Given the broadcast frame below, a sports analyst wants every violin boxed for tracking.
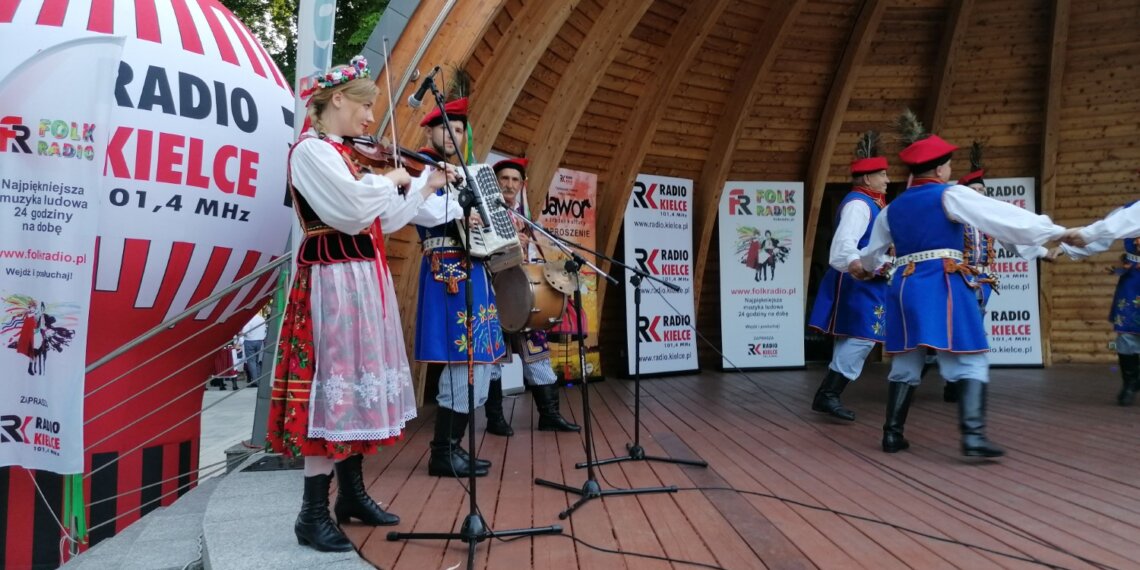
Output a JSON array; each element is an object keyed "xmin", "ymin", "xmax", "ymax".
[{"xmin": 343, "ymin": 135, "xmax": 441, "ymax": 177}]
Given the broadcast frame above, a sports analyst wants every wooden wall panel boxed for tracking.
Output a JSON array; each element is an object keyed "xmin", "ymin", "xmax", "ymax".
[
  {"xmin": 377, "ymin": 0, "xmax": 1140, "ymax": 380},
  {"xmin": 1050, "ymin": 0, "xmax": 1140, "ymax": 363}
]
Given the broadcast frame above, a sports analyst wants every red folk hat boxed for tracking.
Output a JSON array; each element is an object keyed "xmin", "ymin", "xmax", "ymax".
[
  {"xmin": 850, "ymin": 156, "xmax": 888, "ymax": 175},
  {"xmin": 957, "ymin": 169, "xmax": 985, "ymax": 186},
  {"xmin": 898, "ymin": 135, "xmax": 957, "ymax": 166},
  {"xmin": 493, "ymin": 157, "xmax": 528, "ymax": 177},
  {"xmin": 419, "ymin": 97, "xmax": 469, "ymax": 127}
]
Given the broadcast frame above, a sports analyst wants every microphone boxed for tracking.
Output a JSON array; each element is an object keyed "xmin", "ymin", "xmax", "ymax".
[{"xmin": 407, "ymin": 66, "xmax": 441, "ymax": 109}]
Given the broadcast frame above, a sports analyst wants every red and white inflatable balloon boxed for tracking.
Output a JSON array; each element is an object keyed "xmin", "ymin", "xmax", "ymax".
[{"xmin": 0, "ymin": 1, "xmax": 293, "ymax": 566}]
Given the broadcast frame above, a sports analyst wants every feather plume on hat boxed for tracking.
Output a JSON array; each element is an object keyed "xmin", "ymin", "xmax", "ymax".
[
  {"xmin": 895, "ymin": 108, "xmax": 957, "ymax": 168},
  {"xmin": 968, "ymin": 141, "xmax": 984, "ymax": 172},
  {"xmin": 856, "ymin": 130, "xmax": 880, "ymax": 160},
  {"xmin": 850, "ymin": 130, "xmax": 888, "ymax": 175},
  {"xmin": 893, "ymin": 108, "xmax": 928, "ymax": 148}
]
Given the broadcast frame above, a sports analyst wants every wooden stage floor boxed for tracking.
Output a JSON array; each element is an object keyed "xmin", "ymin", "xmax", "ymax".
[{"xmin": 347, "ymin": 364, "xmax": 1140, "ymax": 570}]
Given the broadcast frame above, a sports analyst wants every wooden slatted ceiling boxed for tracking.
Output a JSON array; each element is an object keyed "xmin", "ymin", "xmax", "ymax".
[
  {"xmin": 939, "ymin": 0, "xmax": 1048, "ymax": 180},
  {"xmin": 1049, "ymin": 0, "xmax": 1140, "ymax": 363},
  {"xmin": 493, "ymin": 0, "xmax": 603, "ymax": 158},
  {"xmin": 728, "ymin": 1, "xmax": 855, "ymax": 183},
  {"xmin": 825, "ymin": 4, "xmax": 944, "ymax": 181}
]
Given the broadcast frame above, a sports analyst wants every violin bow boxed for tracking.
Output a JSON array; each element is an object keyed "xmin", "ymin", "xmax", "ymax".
[{"xmin": 381, "ymin": 37, "xmax": 400, "ymax": 158}]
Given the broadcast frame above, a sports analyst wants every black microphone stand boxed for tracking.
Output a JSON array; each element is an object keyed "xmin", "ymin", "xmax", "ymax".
[
  {"xmin": 522, "ymin": 232, "xmax": 708, "ymax": 470},
  {"xmin": 386, "ymin": 78, "xmax": 561, "ymax": 570},
  {"xmin": 499, "ymin": 207, "xmax": 677, "ymax": 520},
  {"xmin": 581, "ymin": 268, "xmax": 709, "ymax": 470}
]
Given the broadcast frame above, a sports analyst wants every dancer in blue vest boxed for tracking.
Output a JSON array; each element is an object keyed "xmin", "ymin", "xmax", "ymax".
[
  {"xmin": 932, "ymin": 142, "xmax": 1052, "ymax": 403},
  {"xmin": 1060, "ymin": 200, "xmax": 1140, "ymax": 405},
  {"xmin": 410, "ymin": 97, "xmax": 505, "ymax": 478},
  {"xmin": 483, "ymin": 158, "xmax": 580, "ymax": 436},
  {"xmin": 807, "ymin": 131, "xmax": 891, "ymax": 421},
  {"xmin": 860, "ymin": 111, "xmax": 1066, "ymax": 457}
]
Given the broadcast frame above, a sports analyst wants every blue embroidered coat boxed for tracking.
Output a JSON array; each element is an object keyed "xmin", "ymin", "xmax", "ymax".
[
  {"xmin": 1111, "ymin": 200, "xmax": 1140, "ymax": 334},
  {"xmin": 884, "ymin": 183, "xmax": 989, "ymax": 353},
  {"xmin": 413, "ymin": 216, "xmax": 506, "ymax": 364},
  {"xmin": 808, "ymin": 192, "xmax": 888, "ymax": 342}
]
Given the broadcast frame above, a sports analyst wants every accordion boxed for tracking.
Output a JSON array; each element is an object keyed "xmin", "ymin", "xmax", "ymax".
[{"xmin": 459, "ymin": 163, "xmax": 523, "ymax": 273}]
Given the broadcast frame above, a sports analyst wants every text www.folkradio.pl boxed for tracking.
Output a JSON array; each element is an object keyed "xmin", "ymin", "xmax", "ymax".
[{"xmin": 0, "ymin": 248, "xmax": 87, "ymax": 265}]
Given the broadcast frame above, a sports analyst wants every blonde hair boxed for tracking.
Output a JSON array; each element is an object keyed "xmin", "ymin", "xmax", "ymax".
[{"xmin": 307, "ymin": 75, "xmax": 379, "ymax": 136}]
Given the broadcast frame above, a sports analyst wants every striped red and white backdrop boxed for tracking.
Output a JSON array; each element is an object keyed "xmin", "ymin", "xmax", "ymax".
[{"xmin": 1, "ymin": 1, "xmax": 295, "ymax": 568}]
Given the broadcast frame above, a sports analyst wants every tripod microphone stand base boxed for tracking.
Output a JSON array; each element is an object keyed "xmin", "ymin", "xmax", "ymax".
[
  {"xmin": 577, "ymin": 442, "xmax": 709, "ymax": 469},
  {"xmin": 386, "ymin": 514, "xmax": 561, "ymax": 543},
  {"xmin": 534, "ymin": 476, "xmax": 677, "ymax": 520}
]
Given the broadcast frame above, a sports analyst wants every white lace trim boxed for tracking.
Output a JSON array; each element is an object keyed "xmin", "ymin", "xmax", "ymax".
[{"xmin": 307, "ymin": 409, "xmax": 419, "ymax": 442}]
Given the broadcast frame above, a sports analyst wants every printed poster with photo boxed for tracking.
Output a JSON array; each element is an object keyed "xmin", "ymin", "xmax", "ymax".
[{"xmin": 717, "ymin": 181, "xmax": 805, "ymax": 369}]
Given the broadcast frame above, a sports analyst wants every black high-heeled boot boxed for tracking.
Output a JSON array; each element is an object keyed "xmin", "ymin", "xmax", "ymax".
[
  {"xmin": 485, "ymin": 380, "xmax": 514, "ymax": 436},
  {"xmin": 333, "ymin": 455, "xmax": 399, "ymax": 526},
  {"xmin": 294, "ymin": 473, "xmax": 353, "ymax": 552},
  {"xmin": 532, "ymin": 385, "xmax": 580, "ymax": 432}
]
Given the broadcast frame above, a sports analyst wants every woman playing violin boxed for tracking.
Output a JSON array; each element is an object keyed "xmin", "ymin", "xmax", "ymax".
[{"xmin": 266, "ymin": 55, "xmax": 456, "ymax": 553}]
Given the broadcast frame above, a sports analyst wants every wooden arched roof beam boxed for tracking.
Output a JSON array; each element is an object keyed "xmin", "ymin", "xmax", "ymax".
[
  {"xmin": 469, "ymin": 0, "xmax": 584, "ymax": 160},
  {"xmin": 800, "ymin": 0, "xmax": 887, "ymax": 292},
  {"xmin": 925, "ymin": 0, "xmax": 975, "ymax": 132},
  {"xmin": 690, "ymin": 1, "xmax": 805, "ymax": 308},
  {"xmin": 523, "ymin": 0, "xmax": 657, "ymax": 215},
  {"xmin": 1039, "ymin": 0, "xmax": 1070, "ymax": 366},
  {"xmin": 593, "ymin": 0, "xmax": 733, "ymax": 306}
]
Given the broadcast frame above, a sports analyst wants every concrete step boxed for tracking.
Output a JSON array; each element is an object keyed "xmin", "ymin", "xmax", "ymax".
[
  {"xmin": 202, "ymin": 455, "xmax": 371, "ymax": 569},
  {"xmin": 62, "ymin": 477, "xmax": 222, "ymax": 570}
]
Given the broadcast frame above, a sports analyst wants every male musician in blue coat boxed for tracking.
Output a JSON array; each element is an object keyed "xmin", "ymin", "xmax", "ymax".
[
  {"xmin": 483, "ymin": 158, "xmax": 580, "ymax": 436},
  {"xmin": 1060, "ymin": 200, "xmax": 1140, "ymax": 405},
  {"xmin": 807, "ymin": 132, "xmax": 890, "ymax": 421},
  {"xmin": 411, "ymin": 97, "xmax": 503, "ymax": 478},
  {"xmin": 860, "ymin": 122, "xmax": 1066, "ymax": 458}
]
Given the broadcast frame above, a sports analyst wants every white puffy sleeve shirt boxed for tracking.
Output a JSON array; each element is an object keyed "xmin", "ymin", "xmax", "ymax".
[
  {"xmin": 1078, "ymin": 202, "xmax": 1140, "ymax": 244},
  {"xmin": 1062, "ymin": 205, "xmax": 1138, "ymax": 260},
  {"xmin": 289, "ymin": 135, "xmax": 426, "ymax": 235},
  {"xmin": 860, "ymin": 184, "xmax": 1065, "ymax": 270},
  {"xmin": 828, "ymin": 199, "xmax": 871, "ymax": 272}
]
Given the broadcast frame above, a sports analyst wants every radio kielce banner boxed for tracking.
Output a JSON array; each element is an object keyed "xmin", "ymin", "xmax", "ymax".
[
  {"xmin": 0, "ymin": 37, "xmax": 124, "ymax": 474},
  {"xmin": 622, "ymin": 174, "xmax": 698, "ymax": 375},
  {"xmin": 717, "ymin": 181, "xmax": 805, "ymax": 369},
  {"xmin": 981, "ymin": 177, "xmax": 1043, "ymax": 366},
  {"xmin": 539, "ymin": 168, "xmax": 602, "ymax": 380}
]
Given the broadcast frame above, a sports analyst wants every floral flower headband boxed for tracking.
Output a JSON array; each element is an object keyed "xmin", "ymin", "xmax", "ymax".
[{"xmin": 300, "ymin": 55, "xmax": 370, "ymax": 100}]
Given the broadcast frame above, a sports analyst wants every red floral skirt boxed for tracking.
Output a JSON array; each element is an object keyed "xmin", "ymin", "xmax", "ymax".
[{"xmin": 265, "ymin": 266, "xmax": 401, "ymax": 459}]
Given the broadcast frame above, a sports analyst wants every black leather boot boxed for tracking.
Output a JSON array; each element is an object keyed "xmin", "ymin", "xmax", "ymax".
[
  {"xmin": 485, "ymin": 380, "xmax": 514, "ymax": 436},
  {"xmin": 942, "ymin": 381, "xmax": 959, "ymax": 403},
  {"xmin": 958, "ymin": 379, "xmax": 1005, "ymax": 458},
  {"xmin": 427, "ymin": 408, "xmax": 489, "ymax": 478},
  {"xmin": 533, "ymin": 385, "xmax": 580, "ymax": 432},
  {"xmin": 453, "ymin": 444, "xmax": 491, "ymax": 470},
  {"xmin": 882, "ymin": 382, "xmax": 915, "ymax": 453},
  {"xmin": 811, "ymin": 370, "xmax": 856, "ymax": 421},
  {"xmin": 1116, "ymin": 354, "xmax": 1140, "ymax": 406},
  {"xmin": 333, "ymin": 455, "xmax": 399, "ymax": 526},
  {"xmin": 295, "ymin": 473, "xmax": 354, "ymax": 552}
]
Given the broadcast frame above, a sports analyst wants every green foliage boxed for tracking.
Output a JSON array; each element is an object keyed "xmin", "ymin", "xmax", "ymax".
[{"xmin": 219, "ymin": 0, "xmax": 390, "ymax": 87}]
